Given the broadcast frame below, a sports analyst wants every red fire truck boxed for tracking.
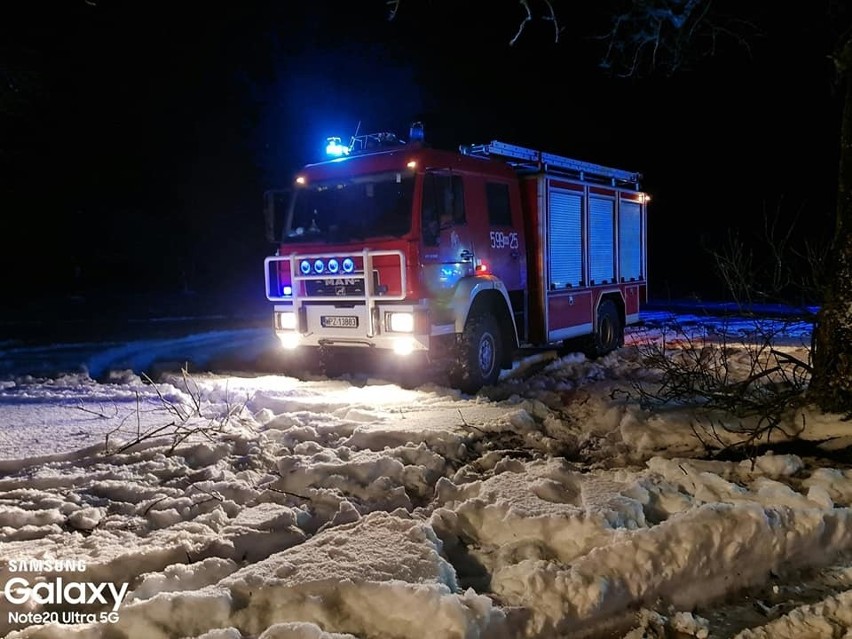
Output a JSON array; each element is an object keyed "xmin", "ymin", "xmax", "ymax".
[{"xmin": 264, "ymin": 124, "xmax": 648, "ymax": 392}]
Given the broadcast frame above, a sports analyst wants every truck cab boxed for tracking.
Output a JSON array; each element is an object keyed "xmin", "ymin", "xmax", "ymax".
[{"xmin": 264, "ymin": 126, "xmax": 524, "ymax": 391}]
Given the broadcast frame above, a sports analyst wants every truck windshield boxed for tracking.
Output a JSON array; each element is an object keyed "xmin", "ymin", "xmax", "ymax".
[{"xmin": 284, "ymin": 171, "xmax": 414, "ymax": 242}]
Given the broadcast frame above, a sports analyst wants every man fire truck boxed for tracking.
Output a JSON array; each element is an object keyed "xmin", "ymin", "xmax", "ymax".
[{"xmin": 264, "ymin": 123, "xmax": 648, "ymax": 393}]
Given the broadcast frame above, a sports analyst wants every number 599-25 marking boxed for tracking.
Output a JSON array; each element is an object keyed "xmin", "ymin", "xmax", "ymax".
[{"xmin": 490, "ymin": 231, "xmax": 518, "ymax": 249}]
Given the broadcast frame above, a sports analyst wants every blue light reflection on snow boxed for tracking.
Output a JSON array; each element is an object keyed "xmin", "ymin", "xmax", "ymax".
[
  {"xmin": 0, "ymin": 300, "xmax": 817, "ymax": 380},
  {"xmin": 0, "ymin": 329, "xmax": 279, "ymax": 379}
]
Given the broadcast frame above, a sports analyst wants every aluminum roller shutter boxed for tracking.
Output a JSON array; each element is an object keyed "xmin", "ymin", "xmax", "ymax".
[
  {"xmin": 589, "ymin": 196, "xmax": 615, "ymax": 284},
  {"xmin": 548, "ymin": 189, "xmax": 582, "ymax": 288},
  {"xmin": 619, "ymin": 200, "xmax": 642, "ymax": 281}
]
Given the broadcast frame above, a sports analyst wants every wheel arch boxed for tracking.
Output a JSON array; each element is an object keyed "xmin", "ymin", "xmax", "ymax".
[{"xmin": 451, "ymin": 277, "xmax": 518, "ymax": 369}]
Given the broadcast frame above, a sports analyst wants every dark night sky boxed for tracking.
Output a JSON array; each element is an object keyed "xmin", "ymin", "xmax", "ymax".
[{"xmin": 0, "ymin": 1, "xmax": 843, "ymax": 309}]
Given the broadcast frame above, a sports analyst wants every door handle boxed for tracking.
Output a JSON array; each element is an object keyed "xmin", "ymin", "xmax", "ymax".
[{"xmin": 459, "ymin": 249, "xmax": 474, "ymax": 262}]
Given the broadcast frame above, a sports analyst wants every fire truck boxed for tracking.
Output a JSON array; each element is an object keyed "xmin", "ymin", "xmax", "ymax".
[{"xmin": 264, "ymin": 124, "xmax": 648, "ymax": 393}]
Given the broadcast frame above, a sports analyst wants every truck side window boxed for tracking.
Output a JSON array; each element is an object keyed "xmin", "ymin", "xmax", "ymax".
[
  {"xmin": 485, "ymin": 182, "xmax": 512, "ymax": 226},
  {"xmin": 448, "ymin": 175, "xmax": 465, "ymax": 225},
  {"xmin": 422, "ymin": 173, "xmax": 465, "ymax": 245}
]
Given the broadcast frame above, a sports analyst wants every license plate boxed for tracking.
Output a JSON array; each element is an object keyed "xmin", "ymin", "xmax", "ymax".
[{"xmin": 321, "ymin": 315, "xmax": 358, "ymax": 328}]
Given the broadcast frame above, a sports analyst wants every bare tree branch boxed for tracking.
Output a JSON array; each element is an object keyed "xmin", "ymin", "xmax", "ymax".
[
  {"xmin": 387, "ymin": 0, "xmax": 562, "ymax": 46},
  {"xmin": 541, "ymin": 0, "xmax": 562, "ymax": 43},
  {"xmin": 510, "ymin": 0, "xmax": 535, "ymax": 47},
  {"xmin": 510, "ymin": 0, "xmax": 564, "ymax": 46},
  {"xmin": 598, "ymin": 0, "xmax": 759, "ymax": 77},
  {"xmin": 386, "ymin": 0, "xmax": 400, "ymax": 21}
]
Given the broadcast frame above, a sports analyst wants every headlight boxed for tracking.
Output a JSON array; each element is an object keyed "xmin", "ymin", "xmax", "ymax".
[
  {"xmin": 277, "ymin": 311, "xmax": 297, "ymax": 330},
  {"xmin": 387, "ymin": 312, "xmax": 414, "ymax": 333},
  {"xmin": 392, "ymin": 337, "xmax": 415, "ymax": 356},
  {"xmin": 278, "ymin": 333, "xmax": 301, "ymax": 349}
]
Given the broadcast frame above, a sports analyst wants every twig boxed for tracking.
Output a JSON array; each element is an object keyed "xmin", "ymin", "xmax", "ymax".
[
  {"xmin": 74, "ymin": 403, "xmax": 117, "ymax": 419},
  {"xmin": 458, "ymin": 409, "xmax": 486, "ymax": 434}
]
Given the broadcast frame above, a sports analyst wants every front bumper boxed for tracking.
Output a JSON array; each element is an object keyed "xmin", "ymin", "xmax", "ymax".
[{"xmin": 273, "ymin": 303, "xmax": 430, "ymax": 354}]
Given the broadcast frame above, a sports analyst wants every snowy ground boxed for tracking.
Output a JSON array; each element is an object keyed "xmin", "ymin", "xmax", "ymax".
[{"xmin": 1, "ymin": 309, "xmax": 852, "ymax": 638}]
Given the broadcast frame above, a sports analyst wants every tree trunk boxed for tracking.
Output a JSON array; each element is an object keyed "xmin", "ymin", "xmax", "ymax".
[{"xmin": 808, "ymin": 37, "xmax": 852, "ymax": 413}]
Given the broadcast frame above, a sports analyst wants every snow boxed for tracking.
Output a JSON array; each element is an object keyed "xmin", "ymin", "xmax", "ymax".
[{"xmin": 1, "ymin": 309, "xmax": 851, "ymax": 638}]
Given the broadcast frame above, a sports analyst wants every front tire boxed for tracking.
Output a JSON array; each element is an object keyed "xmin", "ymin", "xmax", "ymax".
[{"xmin": 449, "ymin": 312, "xmax": 503, "ymax": 393}]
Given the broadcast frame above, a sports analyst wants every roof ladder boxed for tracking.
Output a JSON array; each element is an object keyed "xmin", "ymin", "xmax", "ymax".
[{"xmin": 461, "ymin": 140, "xmax": 642, "ymax": 188}]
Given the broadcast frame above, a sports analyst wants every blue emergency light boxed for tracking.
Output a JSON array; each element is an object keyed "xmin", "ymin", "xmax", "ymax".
[{"xmin": 325, "ymin": 137, "xmax": 349, "ymax": 157}]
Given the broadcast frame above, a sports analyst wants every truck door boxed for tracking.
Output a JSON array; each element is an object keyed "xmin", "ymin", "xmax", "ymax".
[
  {"xmin": 475, "ymin": 179, "xmax": 524, "ymax": 291},
  {"xmin": 419, "ymin": 171, "xmax": 474, "ymax": 296}
]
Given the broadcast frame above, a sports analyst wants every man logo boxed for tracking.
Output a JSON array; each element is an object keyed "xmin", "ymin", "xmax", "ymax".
[{"xmin": 336, "ymin": 286, "xmax": 347, "ymax": 296}]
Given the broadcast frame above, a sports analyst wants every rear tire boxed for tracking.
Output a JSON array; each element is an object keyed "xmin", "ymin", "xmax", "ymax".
[
  {"xmin": 449, "ymin": 312, "xmax": 503, "ymax": 394},
  {"xmin": 586, "ymin": 299, "xmax": 623, "ymax": 358}
]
